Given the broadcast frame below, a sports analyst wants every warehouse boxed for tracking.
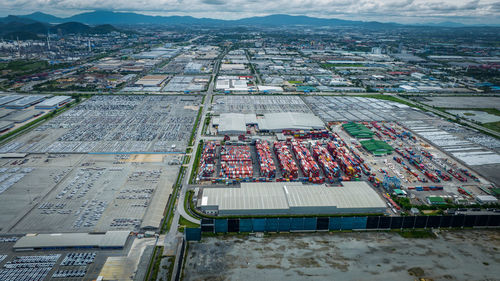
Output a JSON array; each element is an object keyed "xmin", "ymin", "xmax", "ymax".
[
  {"xmin": 135, "ymin": 75, "xmax": 168, "ymax": 87},
  {"xmin": 4, "ymin": 96, "xmax": 46, "ymax": 109},
  {"xmin": 35, "ymin": 96, "xmax": 72, "ymax": 109},
  {"xmin": 0, "ymin": 121, "xmax": 14, "ymax": 132},
  {"xmin": 198, "ymin": 181, "xmax": 387, "ymax": 216},
  {"xmin": 2, "ymin": 109, "xmax": 45, "ymax": 123},
  {"xmin": 0, "ymin": 95, "xmax": 23, "ymax": 106},
  {"xmin": 214, "ymin": 112, "xmax": 323, "ymax": 135},
  {"xmin": 258, "ymin": 112, "xmax": 324, "ymax": 132},
  {"xmin": 214, "ymin": 113, "xmax": 258, "ymax": 135},
  {"xmin": 13, "ymin": 231, "xmax": 130, "ymax": 251}
]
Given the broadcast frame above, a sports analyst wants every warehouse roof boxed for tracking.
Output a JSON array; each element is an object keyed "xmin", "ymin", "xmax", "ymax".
[
  {"xmin": 0, "ymin": 95, "xmax": 23, "ymax": 106},
  {"xmin": 217, "ymin": 113, "xmax": 257, "ymax": 134},
  {"xmin": 2, "ymin": 109, "xmax": 44, "ymax": 123},
  {"xmin": 258, "ymin": 112, "xmax": 324, "ymax": 131},
  {"xmin": 35, "ymin": 96, "xmax": 71, "ymax": 108},
  {"xmin": 14, "ymin": 231, "xmax": 130, "ymax": 250},
  {"xmin": 4, "ymin": 96, "xmax": 46, "ymax": 108},
  {"xmin": 200, "ymin": 181, "xmax": 386, "ymax": 213}
]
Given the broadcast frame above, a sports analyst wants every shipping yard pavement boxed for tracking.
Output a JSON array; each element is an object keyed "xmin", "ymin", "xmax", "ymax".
[{"xmin": 183, "ymin": 230, "xmax": 500, "ymax": 281}]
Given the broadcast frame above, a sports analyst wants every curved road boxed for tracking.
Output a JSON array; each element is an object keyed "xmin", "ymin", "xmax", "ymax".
[{"xmin": 163, "ymin": 49, "xmax": 227, "ymax": 254}]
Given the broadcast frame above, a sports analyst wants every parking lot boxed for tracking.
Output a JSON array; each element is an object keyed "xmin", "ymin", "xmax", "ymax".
[
  {"xmin": 0, "ymin": 238, "xmax": 128, "ymax": 281},
  {"xmin": 0, "ymin": 153, "xmax": 179, "ymax": 233},
  {"xmin": 212, "ymin": 95, "xmax": 311, "ymax": 114},
  {"xmin": 304, "ymin": 96, "xmax": 431, "ymax": 122},
  {"xmin": 0, "ymin": 95, "xmax": 202, "ymax": 153}
]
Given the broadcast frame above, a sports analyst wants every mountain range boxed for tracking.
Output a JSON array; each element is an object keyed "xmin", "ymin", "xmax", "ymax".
[
  {"xmin": 4, "ymin": 11, "xmax": 488, "ymax": 28},
  {"xmin": 1, "ymin": 11, "xmax": 498, "ymax": 39},
  {"xmin": 0, "ymin": 15, "xmax": 120, "ymax": 40}
]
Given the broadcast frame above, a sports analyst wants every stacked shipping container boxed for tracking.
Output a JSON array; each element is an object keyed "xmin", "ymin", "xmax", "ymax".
[
  {"xmin": 219, "ymin": 145, "xmax": 253, "ymax": 179},
  {"xmin": 255, "ymin": 140, "xmax": 276, "ymax": 179},
  {"xmin": 198, "ymin": 141, "xmax": 217, "ymax": 179},
  {"xmin": 312, "ymin": 143, "xmax": 339, "ymax": 181},
  {"xmin": 291, "ymin": 141, "xmax": 321, "ymax": 178},
  {"xmin": 274, "ymin": 141, "xmax": 299, "ymax": 179}
]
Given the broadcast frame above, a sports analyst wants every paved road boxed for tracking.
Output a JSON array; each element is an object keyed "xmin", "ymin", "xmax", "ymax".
[{"xmin": 161, "ymin": 48, "xmax": 227, "ymax": 254}]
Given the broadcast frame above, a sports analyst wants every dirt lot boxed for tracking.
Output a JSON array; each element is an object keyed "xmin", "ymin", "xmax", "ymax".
[{"xmin": 184, "ymin": 230, "xmax": 500, "ymax": 281}]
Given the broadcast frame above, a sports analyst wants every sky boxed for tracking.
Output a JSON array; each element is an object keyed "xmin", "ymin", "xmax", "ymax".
[{"xmin": 1, "ymin": 0, "xmax": 499, "ymax": 24}]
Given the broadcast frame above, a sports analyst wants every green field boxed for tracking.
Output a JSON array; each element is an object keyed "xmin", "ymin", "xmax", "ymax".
[{"xmin": 0, "ymin": 60, "xmax": 70, "ymax": 80}]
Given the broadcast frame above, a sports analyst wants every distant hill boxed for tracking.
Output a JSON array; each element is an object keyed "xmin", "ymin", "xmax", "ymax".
[
  {"xmin": 6, "ymin": 11, "xmax": 499, "ymax": 29},
  {"xmin": 0, "ymin": 16, "xmax": 121, "ymax": 39},
  {"xmin": 19, "ymin": 12, "xmax": 63, "ymax": 23},
  {"xmin": 15, "ymin": 10, "xmax": 401, "ymax": 27},
  {"xmin": 0, "ymin": 15, "xmax": 39, "ymax": 24}
]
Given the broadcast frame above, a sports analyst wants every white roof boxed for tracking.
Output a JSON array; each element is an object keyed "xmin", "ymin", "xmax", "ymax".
[
  {"xmin": 218, "ymin": 113, "xmax": 257, "ymax": 134},
  {"xmin": 35, "ymin": 96, "xmax": 71, "ymax": 107},
  {"xmin": 201, "ymin": 181, "xmax": 386, "ymax": 213},
  {"xmin": 14, "ymin": 231, "xmax": 130, "ymax": 249},
  {"xmin": 258, "ymin": 112, "xmax": 324, "ymax": 131}
]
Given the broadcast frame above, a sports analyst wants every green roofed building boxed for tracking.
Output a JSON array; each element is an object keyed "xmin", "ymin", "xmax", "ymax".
[
  {"xmin": 427, "ymin": 196, "xmax": 446, "ymax": 205},
  {"xmin": 360, "ymin": 139, "xmax": 394, "ymax": 156},
  {"xmin": 342, "ymin": 122, "xmax": 374, "ymax": 139}
]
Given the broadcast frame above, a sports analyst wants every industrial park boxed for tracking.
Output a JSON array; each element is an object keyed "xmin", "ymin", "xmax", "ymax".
[{"xmin": 0, "ymin": 8, "xmax": 499, "ymax": 281}]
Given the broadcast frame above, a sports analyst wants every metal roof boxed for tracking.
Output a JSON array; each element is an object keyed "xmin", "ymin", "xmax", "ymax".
[
  {"xmin": 200, "ymin": 181, "xmax": 386, "ymax": 213},
  {"xmin": 218, "ymin": 113, "xmax": 257, "ymax": 134},
  {"xmin": 4, "ymin": 96, "xmax": 46, "ymax": 108},
  {"xmin": 35, "ymin": 96, "xmax": 71, "ymax": 107},
  {"xmin": 14, "ymin": 231, "xmax": 130, "ymax": 250},
  {"xmin": 0, "ymin": 95, "xmax": 23, "ymax": 106},
  {"xmin": 258, "ymin": 112, "xmax": 324, "ymax": 131}
]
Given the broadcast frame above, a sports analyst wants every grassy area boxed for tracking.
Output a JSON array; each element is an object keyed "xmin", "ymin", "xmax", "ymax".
[
  {"xmin": 189, "ymin": 140, "xmax": 203, "ymax": 184},
  {"xmin": 160, "ymin": 165, "xmax": 186, "ymax": 234},
  {"xmin": 179, "ymin": 215, "xmax": 200, "ymax": 230},
  {"xmin": 163, "ymin": 256, "xmax": 175, "ymax": 281},
  {"xmin": 144, "ymin": 246, "xmax": 164, "ymax": 281},
  {"xmin": 201, "ymin": 114, "xmax": 211, "ymax": 135},
  {"xmin": 0, "ymin": 60, "xmax": 71, "ymax": 80},
  {"xmin": 188, "ymin": 106, "xmax": 203, "ymax": 146},
  {"xmin": 483, "ymin": 121, "xmax": 500, "ymax": 133},
  {"xmin": 398, "ymin": 230, "xmax": 436, "ymax": 239},
  {"xmin": 288, "ymin": 80, "xmax": 302, "ymax": 84}
]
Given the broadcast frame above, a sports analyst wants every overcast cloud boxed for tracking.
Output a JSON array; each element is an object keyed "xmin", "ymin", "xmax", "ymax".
[{"xmin": 1, "ymin": 0, "xmax": 499, "ymax": 24}]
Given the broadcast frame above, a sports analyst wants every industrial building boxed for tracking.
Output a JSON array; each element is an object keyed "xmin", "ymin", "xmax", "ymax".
[
  {"xmin": 0, "ymin": 95, "xmax": 23, "ymax": 106},
  {"xmin": 35, "ymin": 96, "xmax": 71, "ymax": 109},
  {"xmin": 213, "ymin": 112, "xmax": 324, "ymax": 135},
  {"xmin": 0, "ymin": 121, "xmax": 14, "ymax": 132},
  {"xmin": 4, "ymin": 96, "xmax": 46, "ymax": 109},
  {"xmin": 13, "ymin": 231, "xmax": 130, "ymax": 251},
  {"xmin": 135, "ymin": 75, "xmax": 168, "ymax": 87},
  {"xmin": 2, "ymin": 110, "xmax": 44, "ymax": 123},
  {"xmin": 198, "ymin": 181, "xmax": 387, "ymax": 216}
]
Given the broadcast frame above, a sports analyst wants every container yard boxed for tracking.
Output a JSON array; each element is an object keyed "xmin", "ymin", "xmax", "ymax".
[
  {"xmin": 0, "ymin": 95, "xmax": 202, "ymax": 153},
  {"xmin": 195, "ymin": 118, "xmax": 496, "ymax": 211},
  {"xmin": 0, "ymin": 153, "xmax": 178, "ymax": 234}
]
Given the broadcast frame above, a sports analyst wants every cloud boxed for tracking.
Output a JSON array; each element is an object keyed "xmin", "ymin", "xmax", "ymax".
[{"xmin": 0, "ymin": 0, "xmax": 499, "ymax": 24}]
